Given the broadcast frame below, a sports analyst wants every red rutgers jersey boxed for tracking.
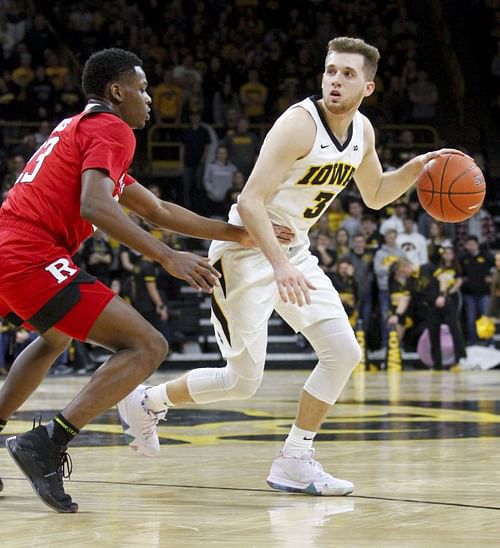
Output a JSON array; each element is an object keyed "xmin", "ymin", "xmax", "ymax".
[{"xmin": 0, "ymin": 104, "xmax": 137, "ymax": 255}]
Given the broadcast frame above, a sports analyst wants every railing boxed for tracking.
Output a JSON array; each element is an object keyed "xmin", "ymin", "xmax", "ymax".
[
  {"xmin": 1, "ymin": 120, "xmax": 440, "ymax": 177},
  {"xmin": 146, "ymin": 122, "xmax": 440, "ymax": 176}
]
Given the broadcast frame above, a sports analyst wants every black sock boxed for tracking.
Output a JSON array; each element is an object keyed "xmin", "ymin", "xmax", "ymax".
[
  {"xmin": 46, "ymin": 413, "xmax": 79, "ymax": 447},
  {"xmin": 0, "ymin": 418, "xmax": 6, "ymax": 433}
]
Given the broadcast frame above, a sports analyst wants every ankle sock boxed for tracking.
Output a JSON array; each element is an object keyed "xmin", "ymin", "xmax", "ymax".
[
  {"xmin": 282, "ymin": 424, "xmax": 316, "ymax": 457},
  {"xmin": 46, "ymin": 413, "xmax": 79, "ymax": 447},
  {"xmin": 145, "ymin": 383, "xmax": 174, "ymax": 413}
]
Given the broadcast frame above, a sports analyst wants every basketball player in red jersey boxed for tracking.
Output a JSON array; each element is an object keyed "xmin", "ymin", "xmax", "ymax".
[{"xmin": 0, "ymin": 48, "xmax": 292, "ymax": 512}]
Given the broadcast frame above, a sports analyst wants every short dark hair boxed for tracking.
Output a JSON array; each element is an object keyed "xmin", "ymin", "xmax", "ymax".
[
  {"xmin": 465, "ymin": 235, "xmax": 479, "ymax": 243},
  {"xmin": 82, "ymin": 48, "xmax": 142, "ymax": 98}
]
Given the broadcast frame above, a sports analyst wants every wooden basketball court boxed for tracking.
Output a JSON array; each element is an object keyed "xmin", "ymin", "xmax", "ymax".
[{"xmin": 1, "ymin": 368, "xmax": 499, "ymax": 547}]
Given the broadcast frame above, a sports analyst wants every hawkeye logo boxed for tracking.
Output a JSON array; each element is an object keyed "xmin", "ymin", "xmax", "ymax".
[{"xmin": 296, "ymin": 162, "xmax": 355, "ymax": 188}]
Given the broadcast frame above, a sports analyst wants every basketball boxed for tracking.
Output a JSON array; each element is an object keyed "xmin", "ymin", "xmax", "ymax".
[{"xmin": 416, "ymin": 152, "xmax": 486, "ymax": 223}]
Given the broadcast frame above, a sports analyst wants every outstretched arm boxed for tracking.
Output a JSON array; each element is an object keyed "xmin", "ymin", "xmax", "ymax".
[
  {"xmin": 81, "ymin": 169, "xmax": 220, "ymax": 292},
  {"xmin": 119, "ymin": 182, "xmax": 294, "ymax": 247}
]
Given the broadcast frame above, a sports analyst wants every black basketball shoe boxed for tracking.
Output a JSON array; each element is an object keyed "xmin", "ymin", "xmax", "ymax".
[{"xmin": 5, "ymin": 424, "xmax": 78, "ymax": 513}]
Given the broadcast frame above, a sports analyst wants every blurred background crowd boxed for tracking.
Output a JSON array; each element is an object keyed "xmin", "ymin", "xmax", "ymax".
[{"xmin": 0, "ymin": 0, "xmax": 499, "ymax": 374}]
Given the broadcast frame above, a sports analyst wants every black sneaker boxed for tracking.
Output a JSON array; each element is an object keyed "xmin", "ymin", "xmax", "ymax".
[
  {"xmin": 5, "ymin": 425, "xmax": 78, "ymax": 513},
  {"xmin": 0, "ymin": 476, "xmax": 3, "ymax": 492}
]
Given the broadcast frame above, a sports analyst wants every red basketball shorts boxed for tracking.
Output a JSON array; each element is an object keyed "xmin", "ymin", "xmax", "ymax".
[{"xmin": 0, "ymin": 225, "xmax": 115, "ymax": 341}]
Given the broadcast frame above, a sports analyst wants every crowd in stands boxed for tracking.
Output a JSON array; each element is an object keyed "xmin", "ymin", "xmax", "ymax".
[{"xmin": 1, "ymin": 0, "xmax": 500, "ymax": 373}]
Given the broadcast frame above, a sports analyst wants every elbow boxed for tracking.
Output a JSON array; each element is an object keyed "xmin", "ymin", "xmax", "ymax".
[
  {"xmin": 80, "ymin": 200, "xmax": 97, "ymax": 223},
  {"xmin": 362, "ymin": 197, "xmax": 384, "ymax": 211},
  {"xmin": 236, "ymin": 195, "xmax": 250, "ymax": 217}
]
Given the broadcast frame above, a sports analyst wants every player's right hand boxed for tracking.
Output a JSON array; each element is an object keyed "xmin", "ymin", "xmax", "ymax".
[
  {"xmin": 161, "ymin": 250, "xmax": 221, "ymax": 293},
  {"xmin": 273, "ymin": 262, "xmax": 316, "ymax": 306}
]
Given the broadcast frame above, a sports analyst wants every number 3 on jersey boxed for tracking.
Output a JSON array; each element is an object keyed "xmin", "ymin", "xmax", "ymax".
[
  {"xmin": 303, "ymin": 191, "xmax": 336, "ymax": 219},
  {"xmin": 15, "ymin": 136, "xmax": 60, "ymax": 184}
]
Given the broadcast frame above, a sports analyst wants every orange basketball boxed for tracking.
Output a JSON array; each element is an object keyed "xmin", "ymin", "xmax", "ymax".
[{"xmin": 416, "ymin": 153, "xmax": 486, "ymax": 223}]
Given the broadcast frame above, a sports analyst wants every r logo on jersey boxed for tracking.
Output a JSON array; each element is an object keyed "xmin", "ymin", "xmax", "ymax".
[{"xmin": 45, "ymin": 258, "xmax": 78, "ymax": 284}]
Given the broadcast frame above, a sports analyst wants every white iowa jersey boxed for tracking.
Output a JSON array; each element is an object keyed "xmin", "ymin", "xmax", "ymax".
[{"xmin": 227, "ymin": 96, "xmax": 365, "ymax": 246}]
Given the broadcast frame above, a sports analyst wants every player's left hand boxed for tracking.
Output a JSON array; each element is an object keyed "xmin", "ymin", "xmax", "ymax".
[{"xmin": 238, "ymin": 224, "xmax": 295, "ymax": 247}]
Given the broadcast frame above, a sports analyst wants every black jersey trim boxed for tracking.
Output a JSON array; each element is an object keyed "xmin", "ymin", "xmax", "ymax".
[
  {"xmin": 308, "ymin": 96, "xmax": 353, "ymax": 152},
  {"xmin": 211, "ymin": 259, "xmax": 230, "ymax": 345}
]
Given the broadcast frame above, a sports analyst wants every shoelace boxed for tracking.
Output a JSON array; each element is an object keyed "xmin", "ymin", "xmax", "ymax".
[
  {"xmin": 140, "ymin": 406, "xmax": 162, "ymax": 440},
  {"xmin": 300, "ymin": 453, "xmax": 333, "ymax": 483},
  {"xmin": 30, "ymin": 414, "xmax": 73, "ymax": 482},
  {"xmin": 58, "ymin": 450, "xmax": 73, "ymax": 480}
]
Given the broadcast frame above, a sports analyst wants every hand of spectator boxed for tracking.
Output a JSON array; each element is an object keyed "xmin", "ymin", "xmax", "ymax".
[
  {"xmin": 156, "ymin": 303, "xmax": 168, "ymax": 321},
  {"xmin": 388, "ymin": 314, "xmax": 399, "ymax": 326},
  {"xmin": 161, "ymin": 250, "xmax": 221, "ymax": 293},
  {"xmin": 435, "ymin": 295, "xmax": 446, "ymax": 308}
]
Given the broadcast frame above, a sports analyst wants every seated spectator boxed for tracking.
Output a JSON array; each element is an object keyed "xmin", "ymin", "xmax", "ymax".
[
  {"xmin": 221, "ymin": 116, "xmax": 258, "ymax": 178},
  {"xmin": 12, "ymin": 51, "xmax": 34, "ymax": 88},
  {"xmin": 396, "ymin": 216, "xmax": 428, "ymax": 265},
  {"xmin": 34, "ymin": 120, "xmax": 52, "ymax": 147},
  {"xmin": 239, "ymin": 68, "xmax": 268, "ymax": 122},
  {"xmin": 225, "ymin": 170, "xmax": 246, "ymax": 206},
  {"xmin": 379, "ymin": 200, "xmax": 407, "ymax": 235},
  {"xmin": 152, "ymin": 69, "xmax": 183, "ymax": 124},
  {"xmin": 408, "ymin": 69, "xmax": 439, "ymax": 121},
  {"xmin": 213, "ymin": 80, "xmax": 241, "ymax": 126},
  {"xmin": 27, "ymin": 65, "xmax": 56, "ymax": 120},
  {"xmin": 455, "ymin": 207, "xmax": 497, "ymax": 251},
  {"xmin": 55, "ymin": 74, "xmax": 83, "ymax": 117},
  {"xmin": 327, "ymin": 259, "xmax": 358, "ymax": 323},
  {"xmin": 361, "ymin": 213, "xmax": 383, "ymax": 254},
  {"xmin": 340, "ymin": 199, "xmax": 364, "ymax": 238},
  {"xmin": 182, "ymin": 79, "xmax": 205, "ymax": 122},
  {"xmin": 311, "ymin": 233, "xmax": 336, "ymax": 272},
  {"xmin": 333, "ymin": 227, "xmax": 350, "ymax": 258},
  {"xmin": 2, "ymin": 154, "xmax": 26, "ymax": 189},
  {"xmin": 326, "ymin": 199, "xmax": 347, "ymax": 233},
  {"xmin": 44, "ymin": 51, "xmax": 68, "ymax": 90}
]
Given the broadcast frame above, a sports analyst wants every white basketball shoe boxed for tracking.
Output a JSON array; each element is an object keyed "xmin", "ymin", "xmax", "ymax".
[
  {"xmin": 267, "ymin": 449, "xmax": 354, "ymax": 496},
  {"xmin": 117, "ymin": 385, "xmax": 167, "ymax": 457}
]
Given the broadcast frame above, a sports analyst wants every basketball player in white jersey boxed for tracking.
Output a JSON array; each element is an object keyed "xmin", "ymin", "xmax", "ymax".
[{"xmin": 118, "ymin": 37, "xmax": 457, "ymax": 495}]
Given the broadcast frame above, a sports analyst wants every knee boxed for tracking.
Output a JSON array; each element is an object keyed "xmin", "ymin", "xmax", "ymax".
[
  {"xmin": 318, "ymin": 337, "xmax": 361, "ymax": 371},
  {"xmin": 138, "ymin": 329, "xmax": 169, "ymax": 374},
  {"xmin": 345, "ymin": 339, "xmax": 362, "ymax": 369},
  {"xmin": 226, "ymin": 374, "xmax": 263, "ymax": 399}
]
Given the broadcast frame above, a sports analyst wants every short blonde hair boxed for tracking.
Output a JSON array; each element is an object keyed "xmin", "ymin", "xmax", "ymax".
[{"xmin": 327, "ymin": 37, "xmax": 380, "ymax": 80}]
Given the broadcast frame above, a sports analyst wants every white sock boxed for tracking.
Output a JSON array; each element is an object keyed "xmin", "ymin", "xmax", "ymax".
[
  {"xmin": 145, "ymin": 383, "xmax": 174, "ymax": 412},
  {"xmin": 282, "ymin": 424, "xmax": 316, "ymax": 457}
]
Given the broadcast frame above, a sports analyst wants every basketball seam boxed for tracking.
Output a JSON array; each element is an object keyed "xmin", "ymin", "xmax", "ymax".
[
  {"xmin": 439, "ymin": 155, "xmax": 453, "ymax": 222},
  {"xmin": 422, "ymin": 163, "xmax": 435, "ymax": 210}
]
